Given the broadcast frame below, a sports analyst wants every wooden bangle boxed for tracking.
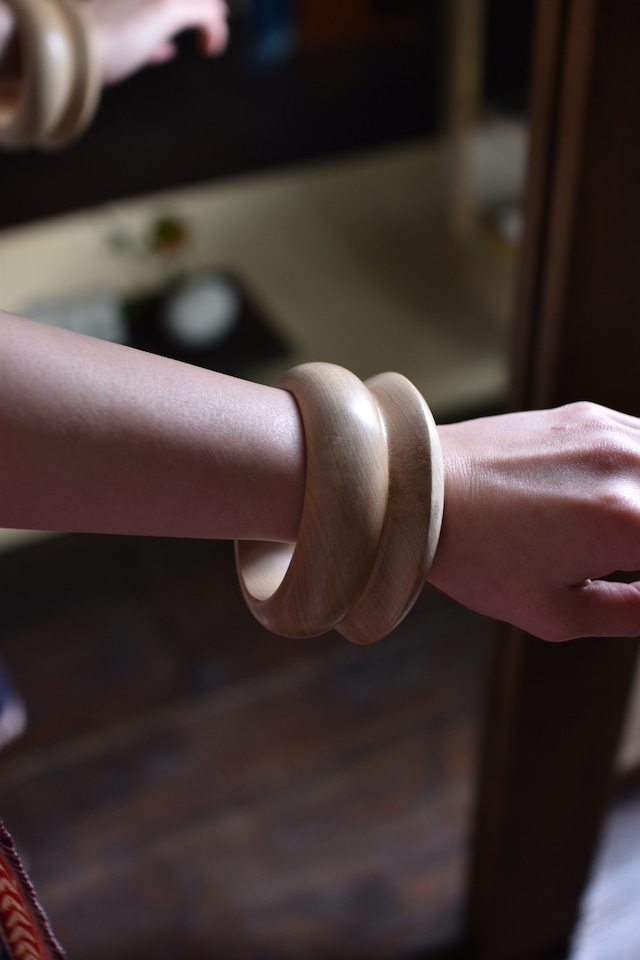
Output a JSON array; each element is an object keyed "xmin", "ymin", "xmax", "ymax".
[
  {"xmin": 0, "ymin": 0, "xmax": 75, "ymax": 147},
  {"xmin": 337, "ymin": 372, "xmax": 444, "ymax": 645},
  {"xmin": 235, "ymin": 362, "xmax": 389, "ymax": 638},
  {"xmin": 44, "ymin": 0, "xmax": 100, "ymax": 147}
]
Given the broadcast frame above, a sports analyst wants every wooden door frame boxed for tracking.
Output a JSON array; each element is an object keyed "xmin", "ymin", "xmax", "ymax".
[{"xmin": 464, "ymin": 1, "xmax": 640, "ymax": 957}]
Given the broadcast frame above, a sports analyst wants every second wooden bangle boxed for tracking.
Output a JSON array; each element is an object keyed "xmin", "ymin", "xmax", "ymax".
[{"xmin": 337, "ymin": 372, "xmax": 444, "ymax": 645}]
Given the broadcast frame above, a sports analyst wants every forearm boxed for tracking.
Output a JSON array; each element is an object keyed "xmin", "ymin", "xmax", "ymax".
[
  {"xmin": 5, "ymin": 309, "xmax": 640, "ymax": 643},
  {"xmin": 0, "ymin": 311, "xmax": 305, "ymax": 541}
]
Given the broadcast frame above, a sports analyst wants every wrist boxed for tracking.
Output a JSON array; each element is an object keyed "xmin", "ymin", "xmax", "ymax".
[{"xmin": 426, "ymin": 422, "xmax": 474, "ymax": 591}]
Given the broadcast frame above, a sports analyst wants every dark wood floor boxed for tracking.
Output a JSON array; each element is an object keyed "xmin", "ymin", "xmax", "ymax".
[
  {"xmin": 0, "ymin": 534, "xmax": 489, "ymax": 960},
  {"xmin": 0, "ymin": 534, "xmax": 637, "ymax": 960}
]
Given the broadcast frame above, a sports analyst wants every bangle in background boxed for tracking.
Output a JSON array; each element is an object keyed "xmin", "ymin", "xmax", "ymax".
[
  {"xmin": 0, "ymin": 0, "xmax": 100, "ymax": 149},
  {"xmin": 45, "ymin": 0, "xmax": 100, "ymax": 147}
]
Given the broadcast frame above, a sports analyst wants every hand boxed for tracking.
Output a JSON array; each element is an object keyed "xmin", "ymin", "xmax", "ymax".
[
  {"xmin": 0, "ymin": 2, "xmax": 15, "ymax": 78},
  {"xmin": 84, "ymin": 0, "xmax": 229, "ymax": 85},
  {"xmin": 429, "ymin": 402, "xmax": 640, "ymax": 642}
]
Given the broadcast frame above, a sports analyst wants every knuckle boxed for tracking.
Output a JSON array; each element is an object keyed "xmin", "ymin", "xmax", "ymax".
[
  {"xmin": 592, "ymin": 437, "xmax": 637, "ymax": 475},
  {"xmin": 597, "ymin": 483, "xmax": 636, "ymax": 519},
  {"xmin": 568, "ymin": 407, "xmax": 639, "ymax": 476},
  {"xmin": 570, "ymin": 399, "xmax": 601, "ymax": 420},
  {"xmin": 555, "ymin": 403, "xmax": 634, "ymax": 469},
  {"xmin": 561, "ymin": 399, "xmax": 605, "ymax": 427}
]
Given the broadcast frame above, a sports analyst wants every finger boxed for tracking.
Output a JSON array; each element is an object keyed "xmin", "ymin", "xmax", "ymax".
[
  {"xmin": 148, "ymin": 41, "xmax": 177, "ymax": 65},
  {"xmin": 197, "ymin": 22, "xmax": 229, "ymax": 55},
  {"xmin": 197, "ymin": 10, "xmax": 229, "ymax": 54},
  {"xmin": 565, "ymin": 579, "xmax": 640, "ymax": 639},
  {"xmin": 169, "ymin": 0, "xmax": 229, "ymax": 53}
]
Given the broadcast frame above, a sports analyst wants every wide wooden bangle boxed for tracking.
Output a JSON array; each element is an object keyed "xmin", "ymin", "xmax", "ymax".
[
  {"xmin": 44, "ymin": 0, "xmax": 100, "ymax": 147},
  {"xmin": 0, "ymin": 0, "xmax": 75, "ymax": 147},
  {"xmin": 337, "ymin": 372, "xmax": 444, "ymax": 645},
  {"xmin": 235, "ymin": 362, "xmax": 389, "ymax": 639}
]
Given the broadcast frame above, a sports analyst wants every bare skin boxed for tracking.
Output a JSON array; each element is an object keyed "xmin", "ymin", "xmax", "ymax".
[
  {"xmin": 0, "ymin": 311, "xmax": 305, "ymax": 543},
  {"xmin": 431, "ymin": 405, "xmax": 640, "ymax": 641},
  {"xmin": 83, "ymin": 0, "xmax": 229, "ymax": 84},
  {"xmin": 0, "ymin": 2, "xmax": 14, "ymax": 77},
  {"xmin": 2, "ymin": 310, "xmax": 640, "ymax": 644},
  {"xmin": 0, "ymin": 0, "xmax": 229, "ymax": 85}
]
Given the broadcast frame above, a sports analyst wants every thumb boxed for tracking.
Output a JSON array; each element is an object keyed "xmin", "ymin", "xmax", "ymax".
[{"xmin": 565, "ymin": 579, "xmax": 640, "ymax": 639}]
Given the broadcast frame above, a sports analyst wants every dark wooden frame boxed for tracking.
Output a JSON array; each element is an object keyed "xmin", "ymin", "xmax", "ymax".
[{"xmin": 465, "ymin": 1, "xmax": 640, "ymax": 957}]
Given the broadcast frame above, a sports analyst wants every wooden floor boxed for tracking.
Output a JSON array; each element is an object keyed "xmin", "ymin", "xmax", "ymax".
[
  {"xmin": 0, "ymin": 534, "xmax": 488, "ymax": 960},
  {"xmin": 0, "ymin": 534, "xmax": 637, "ymax": 960}
]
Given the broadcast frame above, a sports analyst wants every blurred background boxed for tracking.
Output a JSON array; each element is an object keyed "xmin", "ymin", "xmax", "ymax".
[{"xmin": 0, "ymin": 1, "xmax": 638, "ymax": 957}]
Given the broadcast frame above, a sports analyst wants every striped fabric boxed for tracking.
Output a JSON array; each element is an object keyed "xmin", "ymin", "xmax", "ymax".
[{"xmin": 0, "ymin": 821, "xmax": 65, "ymax": 960}]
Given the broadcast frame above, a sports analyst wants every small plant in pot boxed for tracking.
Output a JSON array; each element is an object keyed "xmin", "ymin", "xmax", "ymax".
[{"xmin": 107, "ymin": 214, "xmax": 242, "ymax": 360}]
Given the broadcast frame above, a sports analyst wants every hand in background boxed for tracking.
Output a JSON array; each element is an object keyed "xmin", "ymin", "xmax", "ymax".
[
  {"xmin": 0, "ymin": 2, "xmax": 15, "ymax": 77},
  {"xmin": 84, "ymin": 0, "xmax": 229, "ymax": 85},
  {"xmin": 429, "ymin": 402, "xmax": 640, "ymax": 642}
]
